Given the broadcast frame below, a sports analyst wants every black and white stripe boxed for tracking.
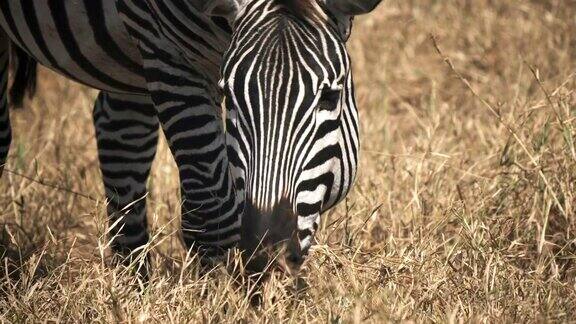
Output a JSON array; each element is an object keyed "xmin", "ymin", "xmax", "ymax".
[
  {"xmin": 93, "ymin": 92, "xmax": 159, "ymax": 256},
  {"xmin": 0, "ymin": 0, "xmax": 381, "ymax": 272},
  {"xmin": 222, "ymin": 0, "xmax": 365, "ymax": 269}
]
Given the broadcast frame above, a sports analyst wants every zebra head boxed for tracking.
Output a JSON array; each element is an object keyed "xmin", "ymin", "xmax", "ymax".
[{"xmin": 195, "ymin": 0, "xmax": 381, "ymax": 272}]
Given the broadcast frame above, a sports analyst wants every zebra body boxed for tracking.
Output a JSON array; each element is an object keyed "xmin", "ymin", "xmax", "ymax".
[
  {"xmin": 0, "ymin": 0, "xmax": 381, "ymax": 273},
  {"xmin": 0, "ymin": 0, "xmax": 241, "ymax": 260},
  {"xmin": 0, "ymin": 1, "xmax": 147, "ymax": 93}
]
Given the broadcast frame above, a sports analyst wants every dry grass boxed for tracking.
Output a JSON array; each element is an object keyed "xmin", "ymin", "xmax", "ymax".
[{"xmin": 1, "ymin": 0, "xmax": 576, "ymax": 322}]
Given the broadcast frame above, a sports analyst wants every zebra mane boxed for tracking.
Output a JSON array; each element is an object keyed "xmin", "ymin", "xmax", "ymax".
[{"xmin": 278, "ymin": 0, "xmax": 320, "ymax": 20}]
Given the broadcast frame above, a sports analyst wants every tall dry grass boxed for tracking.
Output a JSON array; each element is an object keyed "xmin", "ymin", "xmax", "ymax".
[{"xmin": 1, "ymin": 0, "xmax": 575, "ymax": 322}]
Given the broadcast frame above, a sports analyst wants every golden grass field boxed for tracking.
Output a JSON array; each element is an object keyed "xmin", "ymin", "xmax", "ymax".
[{"xmin": 1, "ymin": 0, "xmax": 576, "ymax": 322}]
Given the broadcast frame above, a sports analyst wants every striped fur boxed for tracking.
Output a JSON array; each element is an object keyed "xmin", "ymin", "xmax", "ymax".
[
  {"xmin": 0, "ymin": 0, "xmax": 380, "ymax": 272},
  {"xmin": 223, "ymin": 0, "xmax": 359, "ymax": 268}
]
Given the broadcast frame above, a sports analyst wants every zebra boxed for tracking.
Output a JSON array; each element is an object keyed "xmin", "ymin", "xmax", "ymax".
[{"xmin": 0, "ymin": 0, "xmax": 381, "ymax": 274}]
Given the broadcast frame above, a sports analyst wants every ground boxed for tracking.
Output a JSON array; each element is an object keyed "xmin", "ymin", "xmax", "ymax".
[{"xmin": 1, "ymin": 0, "xmax": 575, "ymax": 322}]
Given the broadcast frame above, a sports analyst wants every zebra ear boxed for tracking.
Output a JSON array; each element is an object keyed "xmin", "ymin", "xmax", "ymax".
[
  {"xmin": 325, "ymin": 0, "xmax": 381, "ymax": 40},
  {"xmin": 326, "ymin": 0, "xmax": 382, "ymax": 16}
]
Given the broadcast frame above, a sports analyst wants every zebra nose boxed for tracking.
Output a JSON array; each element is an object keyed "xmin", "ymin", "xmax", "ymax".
[
  {"xmin": 240, "ymin": 199, "xmax": 299, "ymax": 272},
  {"xmin": 283, "ymin": 232, "xmax": 305, "ymax": 273}
]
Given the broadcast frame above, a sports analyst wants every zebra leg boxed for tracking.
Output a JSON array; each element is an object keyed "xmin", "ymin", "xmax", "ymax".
[
  {"xmin": 116, "ymin": 0, "xmax": 243, "ymax": 261},
  {"xmin": 0, "ymin": 30, "xmax": 10, "ymax": 176},
  {"xmin": 93, "ymin": 91, "xmax": 159, "ymax": 275}
]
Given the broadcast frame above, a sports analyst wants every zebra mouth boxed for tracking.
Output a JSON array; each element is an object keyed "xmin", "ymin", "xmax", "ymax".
[
  {"xmin": 239, "ymin": 239, "xmax": 306, "ymax": 275},
  {"xmin": 238, "ymin": 198, "xmax": 308, "ymax": 273}
]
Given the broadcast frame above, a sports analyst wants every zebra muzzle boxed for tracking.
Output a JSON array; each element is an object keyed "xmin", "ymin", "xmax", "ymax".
[{"xmin": 239, "ymin": 198, "xmax": 305, "ymax": 273}]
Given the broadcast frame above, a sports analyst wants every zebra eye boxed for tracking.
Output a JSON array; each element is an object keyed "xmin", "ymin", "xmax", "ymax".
[{"xmin": 317, "ymin": 89, "xmax": 341, "ymax": 111}]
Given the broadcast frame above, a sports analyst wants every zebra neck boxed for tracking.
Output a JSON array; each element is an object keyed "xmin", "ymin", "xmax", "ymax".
[
  {"xmin": 116, "ymin": 0, "xmax": 243, "ymax": 251},
  {"xmin": 117, "ymin": 0, "xmax": 232, "ymax": 89}
]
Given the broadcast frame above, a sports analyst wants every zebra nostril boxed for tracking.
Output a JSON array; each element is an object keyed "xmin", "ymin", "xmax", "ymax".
[{"xmin": 286, "ymin": 253, "xmax": 304, "ymax": 266}]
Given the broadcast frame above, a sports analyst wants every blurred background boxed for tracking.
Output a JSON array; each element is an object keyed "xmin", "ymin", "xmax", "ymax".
[{"xmin": 1, "ymin": 1, "xmax": 575, "ymax": 321}]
